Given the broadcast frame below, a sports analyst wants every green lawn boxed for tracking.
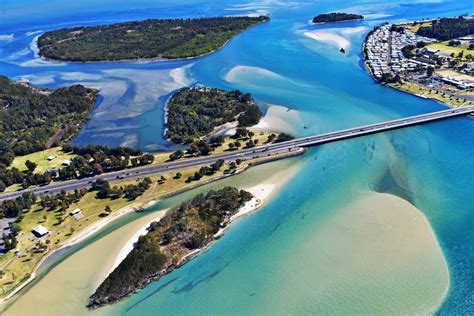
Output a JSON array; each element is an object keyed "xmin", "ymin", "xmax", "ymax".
[
  {"xmin": 426, "ymin": 41, "xmax": 472, "ymax": 60},
  {"xmin": 9, "ymin": 147, "xmax": 75, "ymax": 173}
]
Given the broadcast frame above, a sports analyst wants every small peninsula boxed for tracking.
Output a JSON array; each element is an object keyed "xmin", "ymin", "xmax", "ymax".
[
  {"xmin": 37, "ymin": 16, "xmax": 269, "ymax": 62},
  {"xmin": 88, "ymin": 186, "xmax": 254, "ymax": 308},
  {"xmin": 0, "ymin": 76, "xmax": 97, "ymax": 163},
  {"xmin": 312, "ymin": 12, "xmax": 364, "ymax": 24},
  {"xmin": 166, "ymin": 87, "xmax": 262, "ymax": 143}
]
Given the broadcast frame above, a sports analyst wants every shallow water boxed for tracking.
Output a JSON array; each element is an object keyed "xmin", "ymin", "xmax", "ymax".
[{"xmin": 1, "ymin": 0, "xmax": 473, "ymax": 314}]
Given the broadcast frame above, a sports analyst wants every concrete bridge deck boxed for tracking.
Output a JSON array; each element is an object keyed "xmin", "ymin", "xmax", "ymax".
[{"xmin": 1, "ymin": 105, "xmax": 473, "ymax": 202}]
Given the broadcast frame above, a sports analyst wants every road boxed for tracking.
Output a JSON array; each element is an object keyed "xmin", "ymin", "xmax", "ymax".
[{"xmin": 1, "ymin": 105, "xmax": 473, "ymax": 202}]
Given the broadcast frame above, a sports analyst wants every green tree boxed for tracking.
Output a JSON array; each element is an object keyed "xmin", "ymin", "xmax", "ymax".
[{"xmin": 25, "ymin": 160, "xmax": 37, "ymax": 172}]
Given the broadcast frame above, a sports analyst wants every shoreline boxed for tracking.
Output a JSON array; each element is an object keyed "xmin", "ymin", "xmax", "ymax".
[
  {"xmin": 105, "ymin": 211, "xmax": 168, "ymax": 279},
  {"xmin": 0, "ymin": 148, "xmax": 305, "ymax": 306},
  {"xmin": 0, "ymin": 199, "xmax": 157, "ymax": 305},
  {"xmin": 362, "ymin": 45, "xmax": 455, "ymax": 109},
  {"xmin": 89, "ymin": 158, "xmax": 302, "ymax": 309},
  {"xmin": 361, "ymin": 24, "xmax": 471, "ymax": 109}
]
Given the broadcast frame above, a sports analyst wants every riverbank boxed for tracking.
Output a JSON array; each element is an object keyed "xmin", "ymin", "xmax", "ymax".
[
  {"xmin": 1, "ymin": 157, "xmax": 303, "ymax": 315},
  {"xmin": 105, "ymin": 210, "xmax": 168, "ymax": 279},
  {"xmin": 362, "ymin": 21, "xmax": 473, "ymax": 108},
  {"xmin": 0, "ymin": 199, "xmax": 157, "ymax": 305},
  {"xmin": 0, "ymin": 148, "xmax": 305, "ymax": 306},
  {"xmin": 88, "ymin": 153, "xmax": 303, "ymax": 308}
]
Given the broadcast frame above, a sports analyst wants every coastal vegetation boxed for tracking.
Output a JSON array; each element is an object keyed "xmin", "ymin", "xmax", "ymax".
[
  {"xmin": 0, "ymin": 139, "xmax": 302, "ymax": 299},
  {"xmin": 89, "ymin": 187, "xmax": 253, "ymax": 307},
  {"xmin": 0, "ymin": 76, "xmax": 97, "ymax": 165},
  {"xmin": 312, "ymin": 13, "xmax": 364, "ymax": 24},
  {"xmin": 38, "ymin": 16, "xmax": 269, "ymax": 62},
  {"xmin": 166, "ymin": 87, "xmax": 262, "ymax": 144},
  {"xmin": 3, "ymin": 129, "xmax": 288, "ymax": 193},
  {"xmin": 0, "ymin": 145, "xmax": 154, "ymax": 193},
  {"xmin": 416, "ymin": 17, "xmax": 474, "ymax": 41}
]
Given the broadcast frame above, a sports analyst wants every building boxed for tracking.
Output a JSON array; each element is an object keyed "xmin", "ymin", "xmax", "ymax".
[
  {"xmin": 425, "ymin": 48, "xmax": 439, "ymax": 55},
  {"xmin": 32, "ymin": 225, "xmax": 49, "ymax": 238},
  {"xmin": 62, "ymin": 159, "xmax": 72, "ymax": 166},
  {"xmin": 70, "ymin": 208, "xmax": 82, "ymax": 216},
  {"xmin": 47, "ymin": 156, "xmax": 56, "ymax": 161}
]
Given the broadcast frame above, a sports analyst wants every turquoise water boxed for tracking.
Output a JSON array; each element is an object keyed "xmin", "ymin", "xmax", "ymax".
[{"xmin": 1, "ymin": 0, "xmax": 473, "ymax": 314}]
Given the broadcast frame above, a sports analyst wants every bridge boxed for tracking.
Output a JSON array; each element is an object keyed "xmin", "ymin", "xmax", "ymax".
[{"xmin": 1, "ymin": 105, "xmax": 473, "ymax": 202}]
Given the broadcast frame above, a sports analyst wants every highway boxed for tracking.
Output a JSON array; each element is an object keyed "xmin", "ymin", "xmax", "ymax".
[{"xmin": 1, "ymin": 105, "xmax": 473, "ymax": 202}]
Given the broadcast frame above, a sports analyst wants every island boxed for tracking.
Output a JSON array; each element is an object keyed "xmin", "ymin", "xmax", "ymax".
[
  {"xmin": 312, "ymin": 12, "xmax": 364, "ymax": 24},
  {"xmin": 166, "ymin": 87, "xmax": 262, "ymax": 144},
  {"xmin": 364, "ymin": 16, "xmax": 474, "ymax": 107},
  {"xmin": 88, "ymin": 186, "xmax": 254, "ymax": 308},
  {"xmin": 37, "ymin": 16, "xmax": 269, "ymax": 62}
]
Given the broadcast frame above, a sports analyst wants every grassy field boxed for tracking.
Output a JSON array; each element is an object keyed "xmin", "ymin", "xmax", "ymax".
[
  {"xmin": 426, "ymin": 41, "xmax": 472, "ymax": 60},
  {"xmin": 9, "ymin": 147, "xmax": 75, "ymax": 173},
  {"xmin": 401, "ymin": 21, "xmax": 432, "ymax": 33},
  {"xmin": 0, "ymin": 147, "xmax": 299, "ymax": 298},
  {"xmin": 392, "ymin": 82, "xmax": 472, "ymax": 107}
]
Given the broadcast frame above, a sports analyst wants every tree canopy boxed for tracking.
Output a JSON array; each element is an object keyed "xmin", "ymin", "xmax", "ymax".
[
  {"xmin": 416, "ymin": 17, "xmax": 474, "ymax": 41},
  {"xmin": 0, "ymin": 76, "xmax": 97, "ymax": 163},
  {"xmin": 313, "ymin": 13, "xmax": 364, "ymax": 24},
  {"xmin": 166, "ymin": 87, "xmax": 262, "ymax": 144},
  {"xmin": 89, "ymin": 186, "xmax": 253, "ymax": 307},
  {"xmin": 38, "ymin": 16, "xmax": 269, "ymax": 62}
]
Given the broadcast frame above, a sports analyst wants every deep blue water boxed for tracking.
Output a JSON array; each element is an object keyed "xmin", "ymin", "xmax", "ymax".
[{"xmin": 1, "ymin": 0, "xmax": 473, "ymax": 314}]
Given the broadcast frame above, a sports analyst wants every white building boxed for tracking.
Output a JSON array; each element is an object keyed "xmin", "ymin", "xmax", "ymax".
[
  {"xmin": 32, "ymin": 225, "xmax": 49, "ymax": 238},
  {"xmin": 70, "ymin": 208, "xmax": 82, "ymax": 215},
  {"xmin": 62, "ymin": 159, "xmax": 72, "ymax": 166}
]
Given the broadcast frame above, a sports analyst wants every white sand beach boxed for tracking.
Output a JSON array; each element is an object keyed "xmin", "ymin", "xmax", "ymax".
[
  {"xmin": 224, "ymin": 65, "xmax": 285, "ymax": 83},
  {"xmin": 304, "ymin": 30, "xmax": 351, "ymax": 50},
  {"xmin": 169, "ymin": 63, "xmax": 194, "ymax": 87},
  {"xmin": 223, "ymin": 164, "xmax": 301, "ymax": 228},
  {"xmin": 251, "ymin": 103, "xmax": 304, "ymax": 134},
  {"xmin": 107, "ymin": 210, "xmax": 167, "ymax": 276}
]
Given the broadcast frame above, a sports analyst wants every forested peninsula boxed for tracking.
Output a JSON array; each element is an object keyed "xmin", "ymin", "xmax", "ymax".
[
  {"xmin": 166, "ymin": 87, "xmax": 262, "ymax": 144},
  {"xmin": 312, "ymin": 12, "xmax": 364, "ymax": 24},
  {"xmin": 38, "ymin": 16, "xmax": 269, "ymax": 62},
  {"xmin": 0, "ymin": 76, "xmax": 97, "ymax": 165},
  {"xmin": 88, "ymin": 187, "xmax": 253, "ymax": 308}
]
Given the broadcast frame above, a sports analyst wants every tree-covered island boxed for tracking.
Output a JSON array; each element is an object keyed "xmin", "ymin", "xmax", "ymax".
[
  {"xmin": 38, "ymin": 16, "xmax": 269, "ymax": 62},
  {"xmin": 312, "ymin": 12, "xmax": 364, "ymax": 24},
  {"xmin": 88, "ymin": 186, "xmax": 253, "ymax": 308},
  {"xmin": 166, "ymin": 87, "xmax": 262, "ymax": 144}
]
